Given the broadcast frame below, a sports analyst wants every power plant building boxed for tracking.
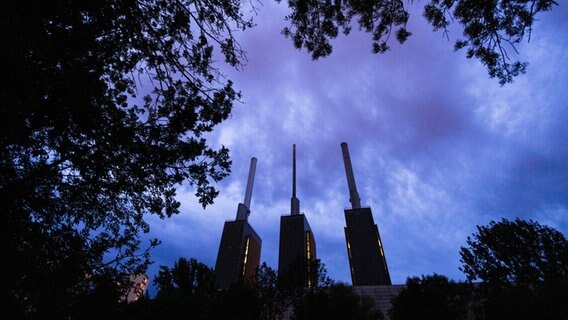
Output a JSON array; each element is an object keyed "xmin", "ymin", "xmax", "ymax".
[
  {"xmin": 214, "ymin": 143, "xmax": 390, "ymax": 289},
  {"xmin": 120, "ymin": 273, "xmax": 149, "ymax": 303},
  {"xmin": 278, "ymin": 145, "xmax": 317, "ymax": 287},
  {"xmin": 341, "ymin": 142, "xmax": 391, "ymax": 286},
  {"xmin": 214, "ymin": 158, "xmax": 262, "ymax": 289}
]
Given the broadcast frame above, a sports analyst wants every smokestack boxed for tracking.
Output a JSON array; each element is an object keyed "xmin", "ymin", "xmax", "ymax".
[
  {"xmin": 244, "ymin": 157, "xmax": 257, "ymax": 209},
  {"xmin": 236, "ymin": 157, "xmax": 257, "ymax": 220},
  {"xmin": 291, "ymin": 144, "xmax": 300, "ymax": 215},
  {"xmin": 341, "ymin": 142, "xmax": 361, "ymax": 209}
]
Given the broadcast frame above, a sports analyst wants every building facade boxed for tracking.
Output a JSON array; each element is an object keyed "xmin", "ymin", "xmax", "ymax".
[
  {"xmin": 278, "ymin": 214, "xmax": 317, "ymax": 286},
  {"xmin": 121, "ymin": 273, "xmax": 149, "ymax": 303},
  {"xmin": 214, "ymin": 218, "xmax": 262, "ymax": 288},
  {"xmin": 345, "ymin": 207, "xmax": 391, "ymax": 285},
  {"xmin": 341, "ymin": 142, "xmax": 391, "ymax": 285},
  {"xmin": 214, "ymin": 158, "xmax": 262, "ymax": 289},
  {"xmin": 278, "ymin": 145, "xmax": 317, "ymax": 287}
]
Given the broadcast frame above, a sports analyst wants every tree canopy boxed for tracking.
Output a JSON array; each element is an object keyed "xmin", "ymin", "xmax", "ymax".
[
  {"xmin": 389, "ymin": 274, "xmax": 471, "ymax": 320},
  {"xmin": 388, "ymin": 219, "xmax": 568, "ymax": 320},
  {"xmin": 2, "ymin": 0, "xmax": 249, "ymax": 317},
  {"xmin": 293, "ymin": 283, "xmax": 383, "ymax": 320},
  {"xmin": 460, "ymin": 218, "xmax": 568, "ymax": 285},
  {"xmin": 277, "ymin": 0, "xmax": 558, "ymax": 84},
  {"xmin": 154, "ymin": 257, "xmax": 217, "ymax": 296},
  {"xmin": 460, "ymin": 218, "xmax": 568, "ymax": 320},
  {"xmin": 116, "ymin": 258, "xmax": 372, "ymax": 320}
]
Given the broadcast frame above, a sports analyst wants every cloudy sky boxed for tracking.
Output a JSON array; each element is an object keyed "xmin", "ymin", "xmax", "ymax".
[{"xmin": 143, "ymin": 2, "xmax": 568, "ymax": 292}]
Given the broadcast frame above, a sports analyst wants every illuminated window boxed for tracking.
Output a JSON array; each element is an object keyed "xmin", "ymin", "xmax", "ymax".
[
  {"xmin": 377, "ymin": 232, "xmax": 385, "ymax": 257},
  {"xmin": 346, "ymin": 233, "xmax": 355, "ymax": 279},
  {"xmin": 306, "ymin": 232, "xmax": 311, "ymax": 260},
  {"xmin": 241, "ymin": 236, "xmax": 250, "ymax": 278},
  {"xmin": 346, "ymin": 233, "xmax": 353, "ymax": 260},
  {"xmin": 306, "ymin": 232, "xmax": 312, "ymax": 287}
]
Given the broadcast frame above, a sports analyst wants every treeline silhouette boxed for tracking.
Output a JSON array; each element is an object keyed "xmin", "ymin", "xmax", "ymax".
[{"xmin": 6, "ymin": 218, "xmax": 563, "ymax": 320}]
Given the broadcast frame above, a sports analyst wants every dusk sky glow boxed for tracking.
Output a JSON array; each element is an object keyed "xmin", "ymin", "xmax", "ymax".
[{"xmin": 143, "ymin": 2, "xmax": 568, "ymax": 292}]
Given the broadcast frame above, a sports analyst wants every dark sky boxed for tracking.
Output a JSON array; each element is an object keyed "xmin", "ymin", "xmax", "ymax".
[{"xmin": 144, "ymin": 2, "xmax": 568, "ymax": 290}]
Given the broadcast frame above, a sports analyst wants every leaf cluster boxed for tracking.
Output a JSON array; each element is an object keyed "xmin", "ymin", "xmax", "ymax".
[
  {"xmin": 154, "ymin": 257, "xmax": 217, "ymax": 296},
  {"xmin": 279, "ymin": 0, "xmax": 410, "ymax": 58},
  {"xmin": 279, "ymin": 0, "xmax": 557, "ymax": 84},
  {"xmin": 424, "ymin": 0, "xmax": 557, "ymax": 84}
]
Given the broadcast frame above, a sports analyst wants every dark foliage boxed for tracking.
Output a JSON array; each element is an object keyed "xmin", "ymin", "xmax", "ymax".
[
  {"xmin": 123, "ymin": 257, "xmax": 259, "ymax": 320},
  {"xmin": 424, "ymin": 0, "xmax": 557, "ymax": 84},
  {"xmin": 277, "ymin": 258, "xmax": 336, "ymax": 319},
  {"xmin": 153, "ymin": 258, "xmax": 217, "ymax": 296},
  {"xmin": 278, "ymin": 257, "xmax": 334, "ymax": 291},
  {"xmin": 119, "ymin": 258, "xmax": 377, "ymax": 320},
  {"xmin": 213, "ymin": 284, "xmax": 262, "ymax": 320},
  {"xmin": 256, "ymin": 262, "xmax": 288, "ymax": 320},
  {"xmin": 389, "ymin": 220, "xmax": 568, "ymax": 320},
  {"xmin": 389, "ymin": 274, "xmax": 471, "ymax": 320},
  {"xmin": 460, "ymin": 218, "xmax": 568, "ymax": 320},
  {"xmin": 278, "ymin": 0, "xmax": 557, "ymax": 84},
  {"xmin": 293, "ymin": 283, "xmax": 383, "ymax": 320},
  {"xmin": 278, "ymin": 0, "xmax": 410, "ymax": 58},
  {"xmin": 2, "ymin": 1, "xmax": 251, "ymax": 318}
]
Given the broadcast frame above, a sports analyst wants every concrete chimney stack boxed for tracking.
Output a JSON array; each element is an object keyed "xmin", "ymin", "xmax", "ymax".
[
  {"xmin": 341, "ymin": 142, "xmax": 361, "ymax": 209},
  {"xmin": 236, "ymin": 157, "xmax": 257, "ymax": 220}
]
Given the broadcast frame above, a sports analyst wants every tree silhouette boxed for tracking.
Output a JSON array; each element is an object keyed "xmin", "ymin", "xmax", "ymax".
[
  {"xmin": 460, "ymin": 218, "xmax": 568, "ymax": 320},
  {"xmin": 256, "ymin": 262, "xmax": 288, "ymax": 320},
  {"xmin": 293, "ymin": 283, "xmax": 383, "ymax": 320},
  {"xmin": 154, "ymin": 258, "xmax": 217, "ymax": 296},
  {"xmin": 149, "ymin": 258, "xmax": 219, "ymax": 319},
  {"xmin": 278, "ymin": 0, "xmax": 558, "ymax": 84},
  {"xmin": 2, "ymin": 1, "xmax": 250, "ymax": 317},
  {"xmin": 141, "ymin": 257, "xmax": 262, "ymax": 320},
  {"xmin": 389, "ymin": 274, "xmax": 471, "ymax": 320}
]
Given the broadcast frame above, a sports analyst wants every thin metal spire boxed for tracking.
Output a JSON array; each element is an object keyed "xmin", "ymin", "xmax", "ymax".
[
  {"xmin": 291, "ymin": 144, "xmax": 300, "ymax": 215},
  {"xmin": 341, "ymin": 142, "xmax": 361, "ymax": 209}
]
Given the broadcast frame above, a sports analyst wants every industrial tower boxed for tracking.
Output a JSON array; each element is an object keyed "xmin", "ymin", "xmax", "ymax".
[
  {"xmin": 341, "ymin": 142, "xmax": 391, "ymax": 286},
  {"xmin": 214, "ymin": 158, "xmax": 262, "ymax": 289},
  {"xmin": 278, "ymin": 145, "xmax": 317, "ymax": 287}
]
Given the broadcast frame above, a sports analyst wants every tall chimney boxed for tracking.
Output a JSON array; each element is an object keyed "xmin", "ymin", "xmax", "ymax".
[
  {"xmin": 244, "ymin": 157, "xmax": 257, "ymax": 209},
  {"xmin": 291, "ymin": 144, "xmax": 300, "ymax": 215},
  {"xmin": 341, "ymin": 142, "xmax": 361, "ymax": 209},
  {"xmin": 236, "ymin": 157, "xmax": 257, "ymax": 220}
]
